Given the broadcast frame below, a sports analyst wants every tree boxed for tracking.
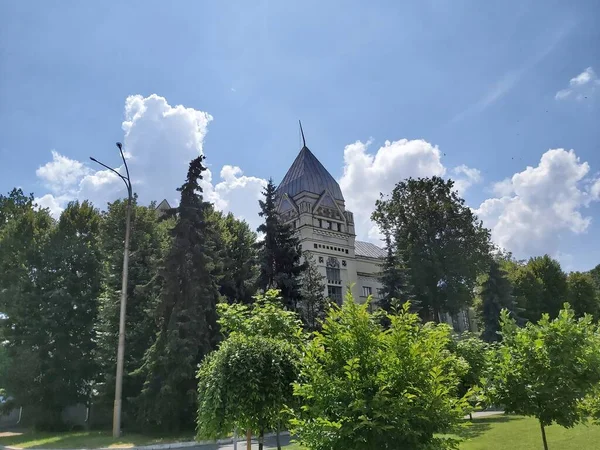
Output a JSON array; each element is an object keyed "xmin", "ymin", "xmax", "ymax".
[
  {"xmin": 197, "ymin": 290, "xmax": 303, "ymax": 450},
  {"xmin": 256, "ymin": 179, "xmax": 306, "ymax": 311},
  {"xmin": 299, "ymin": 252, "xmax": 327, "ymax": 331},
  {"xmin": 477, "ymin": 259, "xmax": 519, "ymax": 342},
  {"xmin": 507, "ymin": 255, "xmax": 568, "ymax": 323},
  {"xmin": 135, "ymin": 156, "xmax": 222, "ymax": 431},
  {"xmin": 567, "ymin": 271, "xmax": 599, "ymax": 319},
  {"xmin": 214, "ymin": 211, "xmax": 258, "ymax": 304},
  {"xmin": 290, "ymin": 292, "xmax": 469, "ymax": 450},
  {"xmin": 451, "ymin": 334, "xmax": 493, "ymax": 419},
  {"xmin": 1, "ymin": 200, "xmax": 102, "ymax": 429},
  {"xmin": 377, "ymin": 224, "xmax": 414, "ymax": 313},
  {"xmin": 486, "ymin": 306, "xmax": 600, "ymax": 450},
  {"xmin": 95, "ymin": 197, "xmax": 168, "ymax": 423},
  {"xmin": 372, "ymin": 177, "xmax": 491, "ymax": 323},
  {"xmin": 588, "ymin": 264, "xmax": 600, "ymax": 291}
]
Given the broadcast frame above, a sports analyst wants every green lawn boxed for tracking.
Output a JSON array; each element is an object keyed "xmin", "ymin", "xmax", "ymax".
[
  {"xmin": 286, "ymin": 415, "xmax": 600, "ymax": 450},
  {"xmin": 0, "ymin": 430, "xmax": 195, "ymax": 449}
]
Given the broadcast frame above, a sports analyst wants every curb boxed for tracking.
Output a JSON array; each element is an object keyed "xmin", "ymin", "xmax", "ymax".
[{"xmin": 0, "ymin": 431, "xmax": 291, "ymax": 450}]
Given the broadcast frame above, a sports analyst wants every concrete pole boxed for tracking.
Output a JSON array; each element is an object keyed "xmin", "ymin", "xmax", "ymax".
[{"xmin": 113, "ymin": 191, "xmax": 132, "ymax": 437}]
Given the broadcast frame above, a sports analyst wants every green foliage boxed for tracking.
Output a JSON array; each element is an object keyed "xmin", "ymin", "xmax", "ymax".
[
  {"xmin": 256, "ymin": 179, "xmax": 306, "ymax": 311},
  {"xmin": 95, "ymin": 197, "xmax": 167, "ymax": 422},
  {"xmin": 299, "ymin": 252, "xmax": 327, "ymax": 331},
  {"xmin": 477, "ymin": 259, "xmax": 519, "ymax": 342},
  {"xmin": 506, "ymin": 255, "xmax": 568, "ymax": 323},
  {"xmin": 486, "ymin": 305, "xmax": 600, "ymax": 448},
  {"xmin": 378, "ymin": 225, "xmax": 414, "ymax": 313},
  {"xmin": 372, "ymin": 176, "xmax": 491, "ymax": 322},
  {"xmin": 135, "ymin": 156, "xmax": 222, "ymax": 431},
  {"xmin": 451, "ymin": 334, "xmax": 494, "ymax": 412},
  {"xmin": 197, "ymin": 290, "xmax": 303, "ymax": 441},
  {"xmin": 566, "ymin": 271, "xmax": 599, "ymax": 319},
  {"xmin": 290, "ymin": 291, "xmax": 469, "ymax": 450},
  {"xmin": 213, "ymin": 211, "xmax": 258, "ymax": 304},
  {"xmin": 1, "ymin": 198, "xmax": 102, "ymax": 429}
]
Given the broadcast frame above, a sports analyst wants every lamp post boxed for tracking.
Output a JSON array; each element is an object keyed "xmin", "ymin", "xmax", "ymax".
[{"xmin": 90, "ymin": 142, "xmax": 132, "ymax": 438}]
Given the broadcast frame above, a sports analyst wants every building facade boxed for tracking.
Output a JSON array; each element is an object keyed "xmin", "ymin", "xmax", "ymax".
[{"xmin": 275, "ymin": 143, "xmax": 385, "ymax": 305}]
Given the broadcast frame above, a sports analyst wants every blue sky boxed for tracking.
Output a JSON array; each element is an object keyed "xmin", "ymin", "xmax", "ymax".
[{"xmin": 1, "ymin": 0, "xmax": 599, "ymax": 271}]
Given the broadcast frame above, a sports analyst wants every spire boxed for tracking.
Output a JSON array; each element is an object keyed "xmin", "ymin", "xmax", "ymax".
[{"xmin": 299, "ymin": 120, "xmax": 306, "ymax": 148}]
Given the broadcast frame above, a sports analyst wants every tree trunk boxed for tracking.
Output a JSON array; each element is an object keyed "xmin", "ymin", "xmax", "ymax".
[
  {"xmin": 258, "ymin": 429, "xmax": 264, "ymax": 450},
  {"xmin": 276, "ymin": 420, "xmax": 281, "ymax": 450},
  {"xmin": 469, "ymin": 412, "xmax": 473, "ymax": 421},
  {"xmin": 246, "ymin": 429, "xmax": 252, "ymax": 450},
  {"xmin": 540, "ymin": 420, "xmax": 549, "ymax": 450}
]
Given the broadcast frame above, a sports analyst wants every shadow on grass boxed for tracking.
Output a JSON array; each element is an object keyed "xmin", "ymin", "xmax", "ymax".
[{"xmin": 458, "ymin": 414, "xmax": 516, "ymax": 440}]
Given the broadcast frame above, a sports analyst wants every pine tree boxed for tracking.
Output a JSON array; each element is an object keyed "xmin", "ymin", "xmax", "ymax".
[
  {"xmin": 378, "ymin": 228, "xmax": 414, "ymax": 313},
  {"xmin": 299, "ymin": 252, "xmax": 327, "ymax": 331},
  {"xmin": 135, "ymin": 156, "xmax": 221, "ymax": 431},
  {"xmin": 478, "ymin": 259, "xmax": 518, "ymax": 342},
  {"xmin": 256, "ymin": 179, "xmax": 306, "ymax": 311},
  {"xmin": 95, "ymin": 197, "xmax": 168, "ymax": 423}
]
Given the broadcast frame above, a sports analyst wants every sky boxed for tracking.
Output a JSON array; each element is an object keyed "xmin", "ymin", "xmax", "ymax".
[{"xmin": 1, "ymin": 0, "xmax": 599, "ymax": 272}]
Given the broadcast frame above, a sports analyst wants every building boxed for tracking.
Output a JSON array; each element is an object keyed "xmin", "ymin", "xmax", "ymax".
[{"xmin": 275, "ymin": 142, "xmax": 385, "ymax": 305}]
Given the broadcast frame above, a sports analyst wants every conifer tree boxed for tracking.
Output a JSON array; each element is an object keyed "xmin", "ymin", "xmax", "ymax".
[
  {"xmin": 378, "ymin": 227, "xmax": 414, "ymax": 313},
  {"xmin": 299, "ymin": 251, "xmax": 327, "ymax": 331},
  {"xmin": 256, "ymin": 179, "xmax": 306, "ymax": 310},
  {"xmin": 477, "ymin": 259, "xmax": 518, "ymax": 342},
  {"xmin": 135, "ymin": 156, "xmax": 221, "ymax": 431}
]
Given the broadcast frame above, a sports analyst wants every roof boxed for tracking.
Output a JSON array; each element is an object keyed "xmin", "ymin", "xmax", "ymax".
[
  {"xmin": 277, "ymin": 146, "xmax": 344, "ymax": 201},
  {"xmin": 355, "ymin": 240, "xmax": 386, "ymax": 259}
]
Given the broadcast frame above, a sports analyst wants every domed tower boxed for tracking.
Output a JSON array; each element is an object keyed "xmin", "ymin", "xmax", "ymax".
[{"xmin": 275, "ymin": 132, "xmax": 359, "ymax": 304}]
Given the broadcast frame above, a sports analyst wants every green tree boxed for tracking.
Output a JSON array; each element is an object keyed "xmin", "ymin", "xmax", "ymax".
[
  {"xmin": 567, "ymin": 271, "xmax": 599, "ymax": 319},
  {"xmin": 197, "ymin": 290, "xmax": 303, "ymax": 450},
  {"xmin": 95, "ymin": 197, "xmax": 168, "ymax": 423},
  {"xmin": 290, "ymin": 292, "xmax": 469, "ymax": 450},
  {"xmin": 451, "ymin": 334, "xmax": 493, "ymax": 419},
  {"xmin": 214, "ymin": 211, "xmax": 258, "ymax": 304},
  {"xmin": 299, "ymin": 252, "xmax": 327, "ymax": 331},
  {"xmin": 372, "ymin": 176, "xmax": 491, "ymax": 322},
  {"xmin": 507, "ymin": 255, "xmax": 568, "ymax": 323},
  {"xmin": 477, "ymin": 259, "xmax": 518, "ymax": 342},
  {"xmin": 487, "ymin": 306, "xmax": 600, "ymax": 450},
  {"xmin": 256, "ymin": 179, "xmax": 306, "ymax": 311},
  {"xmin": 135, "ymin": 156, "xmax": 222, "ymax": 431},
  {"xmin": 1, "ymin": 199, "xmax": 102, "ymax": 429},
  {"xmin": 378, "ymin": 224, "xmax": 414, "ymax": 313},
  {"xmin": 588, "ymin": 264, "xmax": 600, "ymax": 290}
]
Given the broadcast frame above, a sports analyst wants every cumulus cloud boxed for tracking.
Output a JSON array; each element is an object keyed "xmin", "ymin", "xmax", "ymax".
[
  {"xmin": 453, "ymin": 165, "xmax": 483, "ymax": 195},
  {"xmin": 339, "ymin": 138, "xmax": 447, "ymax": 242},
  {"xmin": 555, "ymin": 67, "xmax": 600, "ymax": 100},
  {"xmin": 35, "ymin": 94, "xmax": 266, "ymax": 226},
  {"xmin": 476, "ymin": 149, "xmax": 600, "ymax": 257},
  {"xmin": 34, "ymin": 193, "xmax": 67, "ymax": 218},
  {"xmin": 36, "ymin": 151, "xmax": 91, "ymax": 194}
]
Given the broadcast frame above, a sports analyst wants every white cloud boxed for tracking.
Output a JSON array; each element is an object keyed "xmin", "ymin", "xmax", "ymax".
[
  {"xmin": 34, "ymin": 194, "xmax": 67, "ymax": 218},
  {"xmin": 555, "ymin": 67, "xmax": 600, "ymax": 100},
  {"xmin": 35, "ymin": 94, "xmax": 266, "ymax": 228},
  {"xmin": 476, "ymin": 148, "xmax": 600, "ymax": 257},
  {"xmin": 36, "ymin": 151, "xmax": 91, "ymax": 194},
  {"xmin": 453, "ymin": 165, "xmax": 483, "ymax": 195},
  {"xmin": 339, "ymin": 138, "xmax": 446, "ymax": 243}
]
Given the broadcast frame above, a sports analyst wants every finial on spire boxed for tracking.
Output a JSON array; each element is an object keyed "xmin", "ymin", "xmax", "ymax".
[{"xmin": 299, "ymin": 120, "xmax": 306, "ymax": 148}]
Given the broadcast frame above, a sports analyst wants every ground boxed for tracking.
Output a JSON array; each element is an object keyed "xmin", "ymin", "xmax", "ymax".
[{"xmin": 1, "ymin": 415, "xmax": 599, "ymax": 449}]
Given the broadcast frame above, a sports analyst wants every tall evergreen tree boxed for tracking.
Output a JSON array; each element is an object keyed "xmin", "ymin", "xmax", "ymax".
[
  {"xmin": 256, "ymin": 179, "xmax": 306, "ymax": 311},
  {"xmin": 95, "ymin": 197, "xmax": 168, "ymax": 423},
  {"xmin": 135, "ymin": 156, "xmax": 221, "ymax": 431},
  {"xmin": 299, "ymin": 251, "xmax": 327, "ymax": 331},
  {"xmin": 214, "ymin": 211, "xmax": 258, "ymax": 304},
  {"xmin": 477, "ymin": 259, "xmax": 518, "ymax": 342},
  {"xmin": 378, "ymin": 226, "xmax": 414, "ymax": 313}
]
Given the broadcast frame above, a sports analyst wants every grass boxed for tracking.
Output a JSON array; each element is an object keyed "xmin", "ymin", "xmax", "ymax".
[
  {"xmin": 1, "ymin": 416, "xmax": 598, "ymax": 449},
  {"xmin": 283, "ymin": 415, "xmax": 600, "ymax": 450},
  {"xmin": 0, "ymin": 430, "xmax": 195, "ymax": 449}
]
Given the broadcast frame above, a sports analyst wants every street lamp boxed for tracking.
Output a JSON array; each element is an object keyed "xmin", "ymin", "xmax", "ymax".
[{"xmin": 90, "ymin": 142, "xmax": 132, "ymax": 438}]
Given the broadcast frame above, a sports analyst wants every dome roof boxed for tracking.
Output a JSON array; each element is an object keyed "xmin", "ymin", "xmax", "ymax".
[{"xmin": 277, "ymin": 146, "xmax": 344, "ymax": 202}]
